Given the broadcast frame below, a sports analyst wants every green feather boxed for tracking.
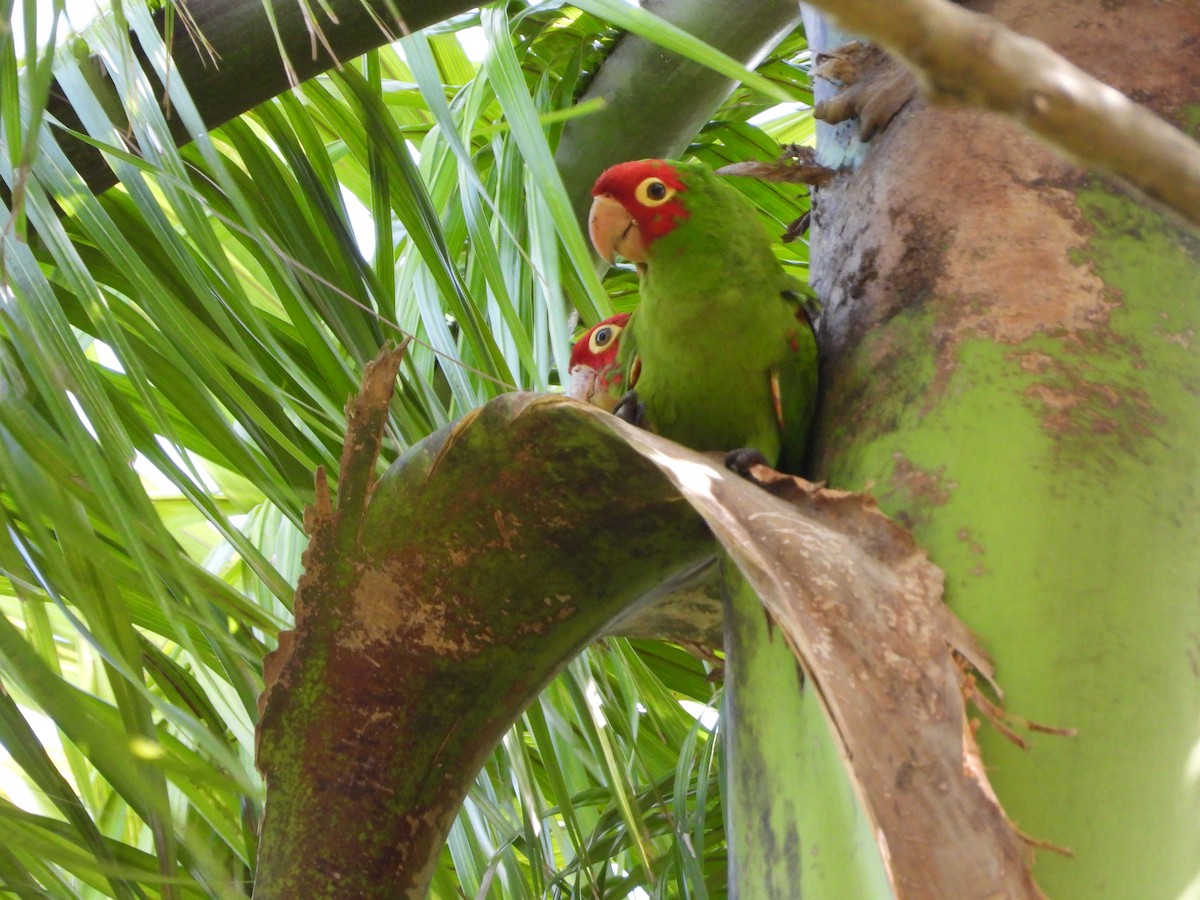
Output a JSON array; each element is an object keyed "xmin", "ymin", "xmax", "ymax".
[{"xmin": 617, "ymin": 160, "xmax": 819, "ymax": 471}]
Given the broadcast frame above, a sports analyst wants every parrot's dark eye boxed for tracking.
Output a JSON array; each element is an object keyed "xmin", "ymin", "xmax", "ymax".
[
  {"xmin": 635, "ymin": 177, "xmax": 675, "ymax": 207},
  {"xmin": 588, "ymin": 322, "xmax": 624, "ymax": 355}
]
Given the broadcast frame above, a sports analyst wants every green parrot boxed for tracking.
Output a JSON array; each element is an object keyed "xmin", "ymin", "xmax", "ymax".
[{"xmin": 587, "ymin": 158, "xmax": 819, "ymax": 473}]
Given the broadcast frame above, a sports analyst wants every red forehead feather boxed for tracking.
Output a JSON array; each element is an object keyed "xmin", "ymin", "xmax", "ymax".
[{"xmin": 592, "ymin": 159, "xmax": 686, "ymax": 198}]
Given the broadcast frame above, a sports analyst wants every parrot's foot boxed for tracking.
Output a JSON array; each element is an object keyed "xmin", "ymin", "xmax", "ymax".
[
  {"xmin": 613, "ymin": 390, "xmax": 647, "ymax": 428},
  {"xmin": 813, "ymin": 41, "xmax": 916, "ymax": 140},
  {"xmin": 724, "ymin": 447, "xmax": 771, "ymax": 479}
]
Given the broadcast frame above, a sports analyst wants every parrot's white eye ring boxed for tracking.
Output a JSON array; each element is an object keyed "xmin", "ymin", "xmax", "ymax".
[
  {"xmin": 588, "ymin": 323, "xmax": 623, "ymax": 354},
  {"xmin": 635, "ymin": 177, "xmax": 675, "ymax": 207}
]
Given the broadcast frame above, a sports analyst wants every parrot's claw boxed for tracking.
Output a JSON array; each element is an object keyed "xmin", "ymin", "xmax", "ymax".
[
  {"xmin": 613, "ymin": 390, "xmax": 647, "ymax": 428},
  {"xmin": 724, "ymin": 447, "xmax": 771, "ymax": 480},
  {"xmin": 813, "ymin": 41, "xmax": 916, "ymax": 141}
]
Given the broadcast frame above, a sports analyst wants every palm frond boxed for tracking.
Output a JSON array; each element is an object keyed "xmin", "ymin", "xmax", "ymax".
[{"xmin": 0, "ymin": 2, "xmax": 813, "ymax": 895}]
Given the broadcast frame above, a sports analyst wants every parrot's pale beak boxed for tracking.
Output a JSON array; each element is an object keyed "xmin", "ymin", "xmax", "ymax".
[
  {"xmin": 588, "ymin": 194, "xmax": 646, "ymax": 265},
  {"xmin": 566, "ymin": 364, "xmax": 599, "ymax": 403}
]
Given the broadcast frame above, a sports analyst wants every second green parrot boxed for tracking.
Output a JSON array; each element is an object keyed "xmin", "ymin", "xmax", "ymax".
[
  {"xmin": 566, "ymin": 313, "xmax": 630, "ymax": 411},
  {"xmin": 587, "ymin": 158, "xmax": 819, "ymax": 472}
]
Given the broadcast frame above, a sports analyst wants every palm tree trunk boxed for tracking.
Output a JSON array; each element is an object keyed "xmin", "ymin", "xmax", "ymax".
[
  {"xmin": 723, "ymin": 568, "xmax": 891, "ymax": 897},
  {"xmin": 805, "ymin": 1, "xmax": 1200, "ymax": 895}
]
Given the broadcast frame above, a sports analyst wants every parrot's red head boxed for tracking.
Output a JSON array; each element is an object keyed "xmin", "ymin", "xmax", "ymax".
[
  {"xmin": 566, "ymin": 313, "xmax": 630, "ymax": 410},
  {"xmin": 589, "ymin": 160, "xmax": 689, "ymax": 265},
  {"xmin": 569, "ymin": 313, "xmax": 629, "ymax": 373}
]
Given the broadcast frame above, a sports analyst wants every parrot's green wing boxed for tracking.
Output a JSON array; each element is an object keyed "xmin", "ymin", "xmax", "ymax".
[
  {"xmin": 772, "ymin": 285, "xmax": 821, "ymax": 474},
  {"xmin": 615, "ymin": 310, "xmax": 641, "ymax": 383}
]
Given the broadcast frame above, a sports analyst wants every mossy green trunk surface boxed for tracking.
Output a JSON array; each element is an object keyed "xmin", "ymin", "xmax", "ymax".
[
  {"xmin": 254, "ymin": 380, "xmax": 715, "ymax": 898},
  {"xmin": 723, "ymin": 569, "xmax": 888, "ymax": 899},
  {"xmin": 808, "ymin": 3, "xmax": 1200, "ymax": 895}
]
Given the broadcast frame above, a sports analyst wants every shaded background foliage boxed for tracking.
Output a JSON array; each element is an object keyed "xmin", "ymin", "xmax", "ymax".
[{"xmin": 0, "ymin": 0, "xmax": 815, "ymax": 895}]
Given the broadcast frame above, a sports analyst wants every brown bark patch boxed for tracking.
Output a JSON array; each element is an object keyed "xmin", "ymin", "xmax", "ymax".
[
  {"xmin": 997, "ymin": 0, "xmax": 1200, "ymax": 129},
  {"xmin": 883, "ymin": 452, "xmax": 957, "ymax": 531},
  {"xmin": 1018, "ymin": 354, "xmax": 1161, "ymax": 453},
  {"xmin": 814, "ymin": 103, "xmax": 1118, "ymax": 436},
  {"xmin": 817, "ymin": 108, "xmax": 1113, "ymax": 383}
]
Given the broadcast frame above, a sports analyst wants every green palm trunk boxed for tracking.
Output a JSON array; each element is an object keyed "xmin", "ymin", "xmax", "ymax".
[
  {"xmin": 801, "ymin": 6, "xmax": 1200, "ymax": 894},
  {"xmin": 820, "ymin": 185, "xmax": 1200, "ymax": 897},
  {"xmin": 723, "ymin": 569, "xmax": 890, "ymax": 898}
]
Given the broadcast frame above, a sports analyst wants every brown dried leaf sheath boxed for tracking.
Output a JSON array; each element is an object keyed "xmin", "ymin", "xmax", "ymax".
[
  {"xmin": 582, "ymin": 409, "xmax": 1043, "ymax": 900},
  {"xmin": 717, "ymin": 153, "xmax": 838, "ymax": 188},
  {"xmin": 255, "ymin": 352, "xmax": 1041, "ymax": 898}
]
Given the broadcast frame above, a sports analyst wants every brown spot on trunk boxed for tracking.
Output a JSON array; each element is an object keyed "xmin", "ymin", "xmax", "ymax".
[
  {"xmin": 1020, "ymin": 353, "xmax": 1160, "ymax": 450},
  {"xmin": 881, "ymin": 453, "xmax": 957, "ymax": 530}
]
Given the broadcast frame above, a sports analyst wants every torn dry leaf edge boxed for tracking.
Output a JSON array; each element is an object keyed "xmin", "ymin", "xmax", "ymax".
[{"xmin": 577, "ymin": 399, "xmax": 1047, "ymax": 899}]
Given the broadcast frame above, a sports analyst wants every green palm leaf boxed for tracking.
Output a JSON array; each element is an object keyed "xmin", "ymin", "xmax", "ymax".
[{"xmin": 1, "ymin": 2, "xmax": 812, "ymax": 895}]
